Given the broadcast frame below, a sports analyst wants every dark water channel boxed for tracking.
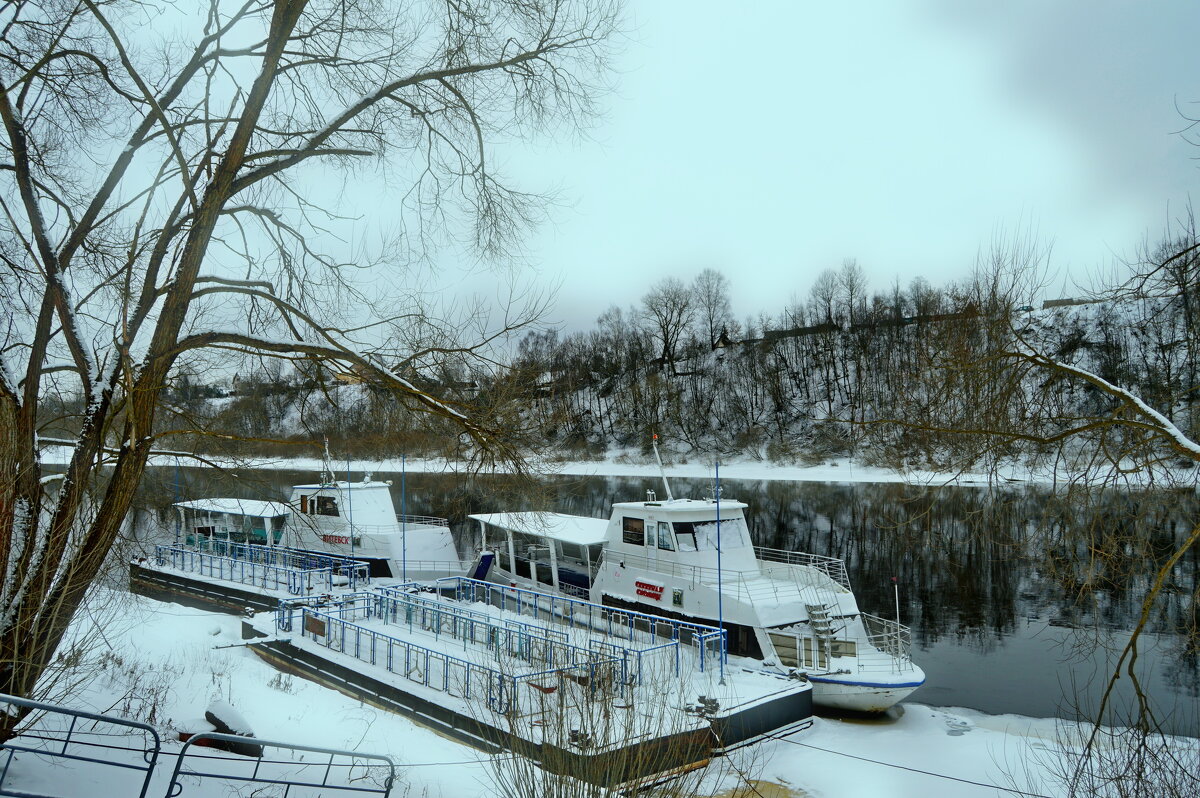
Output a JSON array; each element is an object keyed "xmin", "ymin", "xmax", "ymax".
[{"xmin": 143, "ymin": 466, "xmax": 1200, "ymax": 737}]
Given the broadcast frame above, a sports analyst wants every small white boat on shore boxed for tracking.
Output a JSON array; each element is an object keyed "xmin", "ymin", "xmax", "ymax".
[{"xmin": 469, "ymin": 491, "xmax": 925, "ymax": 713}]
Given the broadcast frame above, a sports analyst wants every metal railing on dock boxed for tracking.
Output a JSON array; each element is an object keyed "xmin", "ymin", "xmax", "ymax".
[
  {"xmin": 153, "ymin": 544, "xmax": 371, "ymax": 595},
  {"xmin": 296, "ymin": 605, "xmax": 623, "ymax": 717},
  {"xmin": 438, "ymin": 577, "xmax": 727, "ymax": 672}
]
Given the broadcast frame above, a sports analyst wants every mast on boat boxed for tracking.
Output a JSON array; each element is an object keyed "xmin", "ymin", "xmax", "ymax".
[{"xmin": 651, "ymin": 433, "xmax": 674, "ymax": 500}]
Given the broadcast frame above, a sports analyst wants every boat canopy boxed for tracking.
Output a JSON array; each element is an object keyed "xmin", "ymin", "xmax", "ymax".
[
  {"xmin": 173, "ymin": 498, "xmax": 291, "ymax": 518},
  {"xmin": 469, "ymin": 512, "xmax": 609, "ymax": 546}
]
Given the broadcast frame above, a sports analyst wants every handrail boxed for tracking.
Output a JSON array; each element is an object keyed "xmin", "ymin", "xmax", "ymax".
[
  {"xmin": 0, "ymin": 692, "xmax": 396, "ymax": 798},
  {"xmin": 597, "ymin": 548, "xmax": 850, "ymax": 603},
  {"xmin": 860, "ymin": 612, "xmax": 913, "ymax": 668},
  {"xmin": 370, "ymin": 589, "xmax": 610, "ymax": 675},
  {"xmin": 395, "ymin": 514, "xmax": 449, "ymax": 527},
  {"xmin": 283, "ymin": 517, "xmax": 450, "ymax": 541},
  {"xmin": 300, "ymin": 607, "xmax": 622, "ymax": 716},
  {"xmin": 0, "ymin": 692, "xmax": 161, "ymax": 798},
  {"xmin": 439, "ymin": 577, "xmax": 727, "ymax": 672},
  {"xmin": 167, "ymin": 732, "xmax": 396, "ymax": 797},
  {"xmin": 154, "ymin": 545, "xmax": 370, "ymax": 594},
  {"xmin": 193, "ymin": 540, "xmax": 372, "ymax": 573},
  {"xmin": 754, "ymin": 547, "xmax": 852, "ymax": 591}
]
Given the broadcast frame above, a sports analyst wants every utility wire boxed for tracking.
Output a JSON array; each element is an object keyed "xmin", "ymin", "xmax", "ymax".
[{"xmin": 769, "ymin": 734, "xmax": 1055, "ymax": 798}]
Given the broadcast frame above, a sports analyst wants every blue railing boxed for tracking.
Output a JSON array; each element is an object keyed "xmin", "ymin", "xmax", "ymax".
[
  {"xmin": 298, "ymin": 607, "xmax": 622, "ymax": 716},
  {"xmin": 154, "ymin": 544, "xmax": 370, "ymax": 594},
  {"xmin": 438, "ymin": 577, "xmax": 727, "ymax": 671}
]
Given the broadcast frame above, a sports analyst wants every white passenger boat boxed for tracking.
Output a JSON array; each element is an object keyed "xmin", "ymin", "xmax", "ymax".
[
  {"xmin": 170, "ymin": 474, "xmax": 469, "ymax": 580},
  {"xmin": 469, "ymin": 491, "xmax": 925, "ymax": 713}
]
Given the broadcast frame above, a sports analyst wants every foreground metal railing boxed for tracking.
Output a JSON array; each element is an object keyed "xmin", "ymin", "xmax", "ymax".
[
  {"xmin": 0, "ymin": 692, "xmax": 397, "ymax": 798},
  {"xmin": 167, "ymin": 732, "xmax": 395, "ymax": 797},
  {"xmin": 0, "ymin": 692, "xmax": 161, "ymax": 798}
]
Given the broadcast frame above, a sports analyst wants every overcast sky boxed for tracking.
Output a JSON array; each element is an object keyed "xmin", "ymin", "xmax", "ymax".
[{"xmin": 473, "ymin": 0, "xmax": 1200, "ymax": 331}]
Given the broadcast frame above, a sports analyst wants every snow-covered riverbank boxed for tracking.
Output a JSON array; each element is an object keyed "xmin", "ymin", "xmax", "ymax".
[{"xmin": 39, "ymin": 442, "xmax": 1200, "ymax": 488}]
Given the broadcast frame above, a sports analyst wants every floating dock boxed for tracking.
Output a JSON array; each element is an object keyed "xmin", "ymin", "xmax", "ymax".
[{"xmin": 131, "ymin": 548, "xmax": 813, "ymax": 784}]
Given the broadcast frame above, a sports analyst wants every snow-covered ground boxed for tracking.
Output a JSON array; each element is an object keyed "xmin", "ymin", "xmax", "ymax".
[{"xmin": 3, "ymin": 588, "xmax": 1102, "ymax": 798}]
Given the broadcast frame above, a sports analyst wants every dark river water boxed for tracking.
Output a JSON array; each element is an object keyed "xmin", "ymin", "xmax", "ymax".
[{"xmin": 140, "ymin": 465, "xmax": 1200, "ymax": 736}]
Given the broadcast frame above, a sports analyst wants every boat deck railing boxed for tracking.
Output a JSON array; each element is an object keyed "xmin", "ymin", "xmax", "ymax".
[
  {"xmin": 285, "ymin": 515, "xmax": 450, "ymax": 540},
  {"xmin": 395, "ymin": 513, "xmax": 449, "ymax": 527},
  {"xmin": 597, "ymin": 549, "xmax": 849, "ymax": 607},
  {"xmin": 389, "ymin": 559, "xmax": 469, "ymax": 579},
  {"xmin": 439, "ymin": 577, "xmax": 726, "ymax": 672},
  {"xmin": 153, "ymin": 544, "xmax": 371, "ymax": 594},
  {"xmin": 860, "ymin": 612, "xmax": 914, "ymax": 669},
  {"xmin": 754, "ymin": 547, "xmax": 851, "ymax": 591}
]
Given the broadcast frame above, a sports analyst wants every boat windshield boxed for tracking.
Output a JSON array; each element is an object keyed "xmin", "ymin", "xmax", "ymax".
[{"xmin": 673, "ymin": 518, "xmax": 749, "ymax": 551}]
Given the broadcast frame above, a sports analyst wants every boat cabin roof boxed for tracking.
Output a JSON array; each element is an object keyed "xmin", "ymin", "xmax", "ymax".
[
  {"xmin": 173, "ymin": 498, "xmax": 291, "ymax": 518},
  {"xmin": 290, "ymin": 480, "xmax": 391, "ymax": 492},
  {"xmin": 611, "ymin": 497, "xmax": 748, "ymax": 515},
  {"xmin": 469, "ymin": 512, "xmax": 609, "ymax": 546}
]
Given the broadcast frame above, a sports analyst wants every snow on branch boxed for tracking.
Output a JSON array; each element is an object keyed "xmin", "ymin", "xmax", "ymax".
[
  {"xmin": 194, "ymin": 274, "xmax": 276, "ymax": 292},
  {"xmin": 172, "ymin": 329, "xmax": 471, "ymax": 424},
  {"xmin": 1008, "ymin": 348, "xmax": 1200, "ymax": 460}
]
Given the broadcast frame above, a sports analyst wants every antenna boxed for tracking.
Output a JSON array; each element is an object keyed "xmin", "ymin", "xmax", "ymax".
[
  {"xmin": 321, "ymin": 436, "xmax": 333, "ymax": 486},
  {"xmin": 651, "ymin": 433, "xmax": 674, "ymax": 500}
]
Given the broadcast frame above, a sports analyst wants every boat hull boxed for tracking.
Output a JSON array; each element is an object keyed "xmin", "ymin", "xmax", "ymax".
[{"xmin": 807, "ymin": 675, "xmax": 925, "ymax": 713}]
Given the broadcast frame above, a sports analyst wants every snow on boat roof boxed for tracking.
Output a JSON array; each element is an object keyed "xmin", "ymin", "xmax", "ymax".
[
  {"xmin": 611, "ymin": 497, "xmax": 749, "ymax": 512},
  {"xmin": 173, "ymin": 498, "xmax": 291, "ymax": 517},
  {"xmin": 469, "ymin": 512, "xmax": 609, "ymax": 545},
  {"xmin": 291, "ymin": 480, "xmax": 391, "ymax": 490}
]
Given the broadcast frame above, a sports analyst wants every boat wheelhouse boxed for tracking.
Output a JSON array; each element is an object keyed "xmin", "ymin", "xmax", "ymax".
[{"xmin": 471, "ymin": 495, "xmax": 925, "ymax": 713}]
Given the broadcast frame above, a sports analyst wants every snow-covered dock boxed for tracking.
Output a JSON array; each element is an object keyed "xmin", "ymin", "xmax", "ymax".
[{"xmin": 131, "ymin": 548, "xmax": 813, "ymax": 783}]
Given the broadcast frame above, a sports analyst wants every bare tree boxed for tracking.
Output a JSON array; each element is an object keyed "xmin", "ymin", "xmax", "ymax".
[
  {"xmin": 836, "ymin": 257, "xmax": 868, "ymax": 326},
  {"xmin": 808, "ymin": 268, "xmax": 839, "ymax": 325},
  {"xmin": 692, "ymin": 267, "xmax": 733, "ymax": 349},
  {"xmin": 640, "ymin": 276, "xmax": 695, "ymax": 371},
  {"xmin": 0, "ymin": 0, "xmax": 617, "ymax": 734}
]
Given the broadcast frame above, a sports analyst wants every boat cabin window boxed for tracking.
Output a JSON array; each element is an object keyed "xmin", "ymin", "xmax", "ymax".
[
  {"xmin": 558, "ymin": 541, "xmax": 585, "ymax": 563},
  {"xmin": 674, "ymin": 521, "xmax": 698, "ymax": 551},
  {"xmin": 656, "ymin": 521, "xmax": 675, "ymax": 551},
  {"xmin": 315, "ymin": 496, "xmax": 339, "ymax": 517},
  {"xmin": 672, "ymin": 518, "xmax": 749, "ymax": 551},
  {"xmin": 621, "ymin": 517, "xmax": 645, "ymax": 545}
]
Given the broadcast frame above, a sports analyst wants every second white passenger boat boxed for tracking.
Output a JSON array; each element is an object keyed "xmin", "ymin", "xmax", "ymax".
[
  {"xmin": 169, "ymin": 474, "xmax": 470, "ymax": 581},
  {"xmin": 469, "ymin": 491, "xmax": 925, "ymax": 713}
]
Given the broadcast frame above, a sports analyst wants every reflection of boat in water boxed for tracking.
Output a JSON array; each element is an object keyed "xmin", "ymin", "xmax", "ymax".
[
  {"xmin": 470, "ymin": 490, "xmax": 925, "ymax": 713},
  {"xmin": 170, "ymin": 474, "xmax": 468, "ymax": 580}
]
